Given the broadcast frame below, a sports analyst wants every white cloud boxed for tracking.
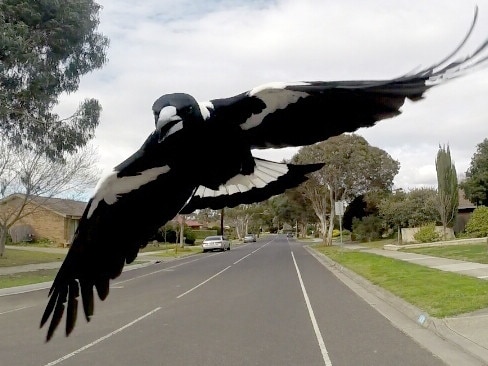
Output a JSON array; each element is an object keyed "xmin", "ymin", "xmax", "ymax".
[{"xmin": 56, "ymin": 0, "xmax": 488, "ymax": 188}]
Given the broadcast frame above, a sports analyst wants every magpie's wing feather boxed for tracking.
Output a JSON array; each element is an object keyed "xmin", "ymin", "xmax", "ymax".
[
  {"xmin": 205, "ymin": 11, "xmax": 488, "ymax": 149},
  {"xmin": 40, "ymin": 136, "xmax": 196, "ymax": 341},
  {"xmin": 39, "ymin": 199, "xmax": 135, "ymax": 341},
  {"xmin": 180, "ymin": 158, "xmax": 323, "ymax": 213}
]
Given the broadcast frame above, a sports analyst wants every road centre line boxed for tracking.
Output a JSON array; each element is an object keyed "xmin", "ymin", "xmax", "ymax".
[
  {"xmin": 233, "ymin": 252, "xmax": 253, "ymax": 264},
  {"xmin": 114, "ymin": 257, "xmax": 203, "ymax": 285},
  {"xmin": 178, "ymin": 241, "xmax": 274, "ymax": 296},
  {"xmin": 43, "ymin": 307, "xmax": 161, "ymax": 366},
  {"xmin": 291, "ymin": 251, "xmax": 332, "ymax": 366},
  {"xmin": 177, "ymin": 266, "xmax": 231, "ymax": 299},
  {"xmin": 43, "ymin": 238, "xmax": 273, "ymax": 364},
  {"xmin": 234, "ymin": 241, "xmax": 272, "ymax": 265}
]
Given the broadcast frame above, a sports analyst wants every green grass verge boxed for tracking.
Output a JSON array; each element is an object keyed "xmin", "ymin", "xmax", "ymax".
[
  {"xmin": 315, "ymin": 245, "xmax": 488, "ymax": 318},
  {"xmin": 141, "ymin": 245, "xmax": 203, "ymax": 257},
  {"xmin": 404, "ymin": 243, "xmax": 488, "ymax": 263},
  {"xmin": 0, "ymin": 249, "xmax": 65, "ymax": 267},
  {"xmin": 0, "ymin": 269, "xmax": 58, "ymax": 289},
  {"xmin": 0, "ymin": 244, "xmax": 202, "ymax": 289},
  {"xmin": 140, "ymin": 243, "xmax": 202, "ymax": 254}
]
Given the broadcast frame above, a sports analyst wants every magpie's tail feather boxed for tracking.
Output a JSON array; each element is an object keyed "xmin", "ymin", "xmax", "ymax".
[{"xmin": 180, "ymin": 158, "xmax": 324, "ymax": 213}]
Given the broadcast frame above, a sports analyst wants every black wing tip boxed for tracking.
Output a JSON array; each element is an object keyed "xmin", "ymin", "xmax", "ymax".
[
  {"xmin": 420, "ymin": 6, "xmax": 488, "ymax": 84},
  {"xmin": 41, "ymin": 278, "xmax": 86, "ymax": 342}
]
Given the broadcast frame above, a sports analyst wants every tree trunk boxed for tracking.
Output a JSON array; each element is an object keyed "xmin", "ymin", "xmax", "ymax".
[
  {"xmin": 179, "ymin": 215, "xmax": 185, "ymax": 248},
  {"xmin": 326, "ymin": 190, "xmax": 336, "ymax": 246},
  {"xmin": 0, "ymin": 226, "xmax": 7, "ymax": 257},
  {"xmin": 319, "ymin": 216, "xmax": 328, "ymax": 245},
  {"xmin": 220, "ymin": 208, "xmax": 224, "ymax": 236}
]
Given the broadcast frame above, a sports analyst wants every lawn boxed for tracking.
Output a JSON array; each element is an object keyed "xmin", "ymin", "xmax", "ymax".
[
  {"xmin": 404, "ymin": 243, "xmax": 488, "ymax": 263},
  {"xmin": 0, "ymin": 269, "xmax": 58, "ymax": 289},
  {"xmin": 315, "ymin": 245, "xmax": 488, "ymax": 318},
  {"xmin": 0, "ymin": 248, "xmax": 65, "ymax": 267},
  {"xmin": 140, "ymin": 244, "xmax": 202, "ymax": 257},
  {"xmin": 0, "ymin": 244, "xmax": 201, "ymax": 289}
]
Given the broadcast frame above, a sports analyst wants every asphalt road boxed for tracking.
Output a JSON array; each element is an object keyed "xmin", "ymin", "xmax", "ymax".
[{"xmin": 0, "ymin": 235, "xmax": 446, "ymax": 366}]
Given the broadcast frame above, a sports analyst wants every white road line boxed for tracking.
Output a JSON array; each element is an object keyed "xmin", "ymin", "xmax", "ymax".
[
  {"xmin": 234, "ymin": 241, "xmax": 271, "ymax": 264},
  {"xmin": 177, "ymin": 266, "xmax": 231, "ymax": 299},
  {"xmin": 233, "ymin": 252, "xmax": 253, "ymax": 264},
  {"xmin": 114, "ymin": 257, "xmax": 202, "ymax": 285},
  {"xmin": 43, "ymin": 307, "xmax": 161, "ymax": 366},
  {"xmin": 0, "ymin": 305, "xmax": 32, "ymax": 315},
  {"xmin": 291, "ymin": 251, "xmax": 332, "ymax": 366}
]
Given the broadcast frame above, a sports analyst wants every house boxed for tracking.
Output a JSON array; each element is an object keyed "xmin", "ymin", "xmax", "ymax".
[
  {"xmin": 171, "ymin": 215, "xmax": 203, "ymax": 229},
  {"xmin": 0, "ymin": 194, "xmax": 87, "ymax": 246},
  {"xmin": 454, "ymin": 189, "xmax": 477, "ymax": 233}
]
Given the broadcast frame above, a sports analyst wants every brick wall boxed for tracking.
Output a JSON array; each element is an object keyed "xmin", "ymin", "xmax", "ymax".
[{"xmin": 1, "ymin": 196, "xmax": 66, "ymax": 245}]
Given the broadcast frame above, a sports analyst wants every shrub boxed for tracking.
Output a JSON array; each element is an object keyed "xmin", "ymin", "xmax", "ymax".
[
  {"xmin": 184, "ymin": 228, "xmax": 196, "ymax": 245},
  {"xmin": 414, "ymin": 223, "xmax": 440, "ymax": 243},
  {"xmin": 465, "ymin": 206, "xmax": 488, "ymax": 237},
  {"xmin": 352, "ymin": 215, "xmax": 382, "ymax": 242},
  {"xmin": 193, "ymin": 229, "xmax": 218, "ymax": 239}
]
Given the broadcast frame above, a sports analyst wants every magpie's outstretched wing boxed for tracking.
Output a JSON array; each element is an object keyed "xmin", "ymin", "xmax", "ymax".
[
  {"xmin": 202, "ymin": 9, "xmax": 488, "ymax": 149},
  {"xmin": 180, "ymin": 158, "xmax": 323, "ymax": 213},
  {"xmin": 40, "ymin": 134, "xmax": 196, "ymax": 341}
]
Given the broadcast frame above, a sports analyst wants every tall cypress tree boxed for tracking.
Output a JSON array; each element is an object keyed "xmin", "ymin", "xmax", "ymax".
[{"xmin": 436, "ymin": 144, "xmax": 458, "ymax": 238}]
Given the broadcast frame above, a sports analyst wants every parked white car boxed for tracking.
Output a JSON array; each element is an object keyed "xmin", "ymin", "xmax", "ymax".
[
  {"xmin": 202, "ymin": 235, "xmax": 230, "ymax": 252},
  {"xmin": 243, "ymin": 234, "xmax": 256, "ymax": 243}
]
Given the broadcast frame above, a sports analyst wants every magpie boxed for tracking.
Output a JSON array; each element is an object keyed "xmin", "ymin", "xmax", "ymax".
[{"xmin": 41, "ymin": 9, "xmax": 488, "ymax": 341}]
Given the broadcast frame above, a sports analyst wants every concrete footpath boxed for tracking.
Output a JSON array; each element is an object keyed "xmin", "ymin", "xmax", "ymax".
[{"xmin": 3, "ymin": 244, "xmax": 488, "ymax": 364}]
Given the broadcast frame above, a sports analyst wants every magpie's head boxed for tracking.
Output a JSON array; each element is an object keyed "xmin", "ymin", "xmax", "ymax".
[{"xmin": 152, "ymin": 93, "xmax": 202, "ymax": 142}]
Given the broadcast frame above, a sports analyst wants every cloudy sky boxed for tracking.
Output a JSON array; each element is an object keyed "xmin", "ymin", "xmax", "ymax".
[{"xmin": 57, "ymin": 0, "xmax": 488, "ymax": 191}]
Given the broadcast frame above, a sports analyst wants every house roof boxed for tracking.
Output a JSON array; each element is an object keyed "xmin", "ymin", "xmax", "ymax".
[
  {"xmin": 3, "ymin": 194, "xmax": 87, "ymax": 218},
  {"xmin": 458, "ymin": 189, "xmax": 476, "ymax": 210},
  {"xmin": 172, "ymin": 216, "xmax": 202, "ymax": 227}
]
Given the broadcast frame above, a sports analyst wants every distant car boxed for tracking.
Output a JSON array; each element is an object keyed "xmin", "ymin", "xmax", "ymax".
[
  {"xmin": 286, "ymin": 232, "xmax": 294, "ymax": 238},
  {"xmin": 243, "ymin": 234, "xmax": 256, "ymax": 243},
  {"xmin": 202, "ymin": 235, "xmax": 230, "ymax": 252}
]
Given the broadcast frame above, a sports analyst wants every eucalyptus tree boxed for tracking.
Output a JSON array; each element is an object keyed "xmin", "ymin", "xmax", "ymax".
[
  {"xmin": 0, "ymin": 0, "xmax": 109, "ymax": 158},
  {"xmin": 292, "ymin": 134, "xmax": 399, "ymax": 245}
]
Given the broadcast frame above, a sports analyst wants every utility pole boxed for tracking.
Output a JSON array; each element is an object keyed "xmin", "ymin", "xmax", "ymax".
[{"xmin": 220, "ymin": 208, "xmax": 225, "ymax": 236}]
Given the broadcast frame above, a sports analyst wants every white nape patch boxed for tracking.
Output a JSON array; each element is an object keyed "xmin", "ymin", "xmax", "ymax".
[
  {"xmin": 193, "ymin": 159, "xmax": 289, "ymax": 198},
  {"xmin": 87, "ymin": 166, "xmax": 171, "ymax": 218},
  {"xmin": 156, "ymin": 106, "xmax": 179, "ymax": 130},
  {"xmin": 249, "ymin": 81, "xmax": 308, "ymax": 96},
  {"xmin": 241, "ymin": 86, "xmax": 308, "ymax": 130},
  {"xmin": 198, "ymin": 101, "xmax": 213, "ymax": 120}
]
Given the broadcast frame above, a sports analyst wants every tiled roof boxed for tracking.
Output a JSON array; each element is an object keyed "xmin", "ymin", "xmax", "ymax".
[
  {"xmin": 172, "ymin": 216, "xmax": 202, "ymax": 227},
  {"xmin": 458, "ymin": 189, "xmax": 476, "ymax": 210},
  {"xmin": 3, "ymin": 194, "xmax": 87, "ymax": 218}
]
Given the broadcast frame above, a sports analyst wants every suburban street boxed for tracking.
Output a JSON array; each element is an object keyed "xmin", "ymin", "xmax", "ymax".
[{"xmin": 1, "ymin": 235, "xmax": 447, "ymax": 366}]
